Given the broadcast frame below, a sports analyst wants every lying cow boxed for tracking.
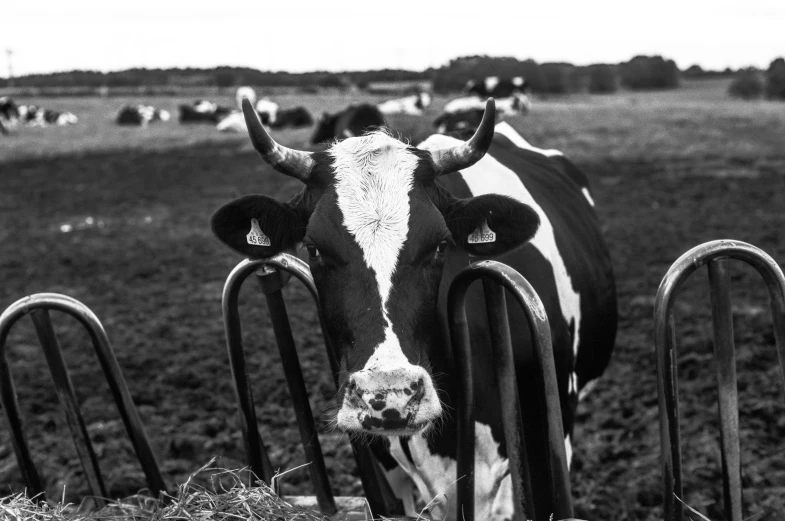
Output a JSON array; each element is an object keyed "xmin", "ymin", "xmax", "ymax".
[
  {"xmin": 443, "ymin": 92, "xmax": 531, "ymax": 117},
  {"xmin": 211, "ymin": 99, "xmax": 617, "ymax": 520},
  {"xmin": 14, "ymin": 104, "xmax": 78, "ymax": 127},
  {"xmin": 116, "ymin": 105, "xmax": 171, "ymax": 126},
  {"xmin": 377, "ymin": 92, "xmax": 432, "ymax": 116},
  {"xmin": 217, "ymin": 98, "xmax": 281, "ymax": 133},
  {"xmin": 465, "ymin": 76, "xmax": 529, "ymax": 98},
  {"xmin": 178, "ymin": 100, "xmax": 233, "ymax": 124},
  {"xmin": 310, "ymin": 103, "xmax": 385, "ymax": 144},
  {"xmin": 269, "ymin": 106, "xmax": 313, "ymax": 129}
]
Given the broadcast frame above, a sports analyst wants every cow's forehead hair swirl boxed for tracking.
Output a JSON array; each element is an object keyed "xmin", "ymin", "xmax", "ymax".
[{"xmin": 327, "ymin": 131, "xmax": 419, "ymax": 314}]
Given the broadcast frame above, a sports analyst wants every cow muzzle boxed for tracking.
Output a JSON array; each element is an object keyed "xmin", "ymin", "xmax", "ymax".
[{"xmin": 336, "ymin": 366, "xmax": 441, "ymax": 436}]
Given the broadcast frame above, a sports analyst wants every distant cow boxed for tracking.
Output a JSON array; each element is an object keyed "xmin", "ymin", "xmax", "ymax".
[
  {"xmin": 217, "ymin": 98, "xmax": 280, "ymax": 133},
  {"xmin": 179, "ymin": 100, "xmax": 233, "ymax": 124},
  {"xmin": 15, "ymin": 104, "xmax": 78, "ymax": 127},
  {"xmin": 465, "ymin": 76, "xmax": 529, "ymax": 98},
  {"xmin": 116, "ymin": 105, "xmax": 171, "ymax": 126},
  {"xmin": 377, "ymin": 92, "xmax": 432, "ymax": 115},
  {"xmin": 310, "ymin": 103, "xmax": 385, "ymax": 144},
  {"xmin": 0, "ymin": 97, "xmax": 19, "ymax": 134},
  {"xmin": 269, "ymin": 106, "xmax": 313, "ymax": 129},
  {"xmin": 443, "ymin": 93, "xmax": 530, "ymax": 117},
  {"xmin": 433, "ymin": 108, "xmax": 488, "ymax": 138}
]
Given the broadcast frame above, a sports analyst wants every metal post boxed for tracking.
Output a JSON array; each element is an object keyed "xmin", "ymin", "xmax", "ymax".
[
  {"xmin": 221, "ymin": 254, "xmax": 403, "ymax": 517},
  {"xmin": 30, "ymin": 309, "xmax": 108, "ymax": 503},
  {"xmin": 448, "ymin": 261, "xmax": 573, "ymax": 521},
  {"xmin": 0, "ymin": 293, "xmax": 168, "ymax": 501},
  {"xmin": 255, "ymin": 267, "xmax": 336, "ymax": 515},
  {"xmin": 654, "ymin": 239, "xmax": 785, "ymax": 521}
]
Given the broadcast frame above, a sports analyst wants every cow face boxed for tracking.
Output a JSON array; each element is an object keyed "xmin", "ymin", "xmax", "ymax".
[{"xmin": 212, "ymin": 99, "xmax": 539, "ymax": 437}]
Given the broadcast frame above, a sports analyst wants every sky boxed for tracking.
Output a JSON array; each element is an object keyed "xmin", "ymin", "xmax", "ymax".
[{"xmin": 2, "ymin": 0, "xmax": 784, "ymax": 77}]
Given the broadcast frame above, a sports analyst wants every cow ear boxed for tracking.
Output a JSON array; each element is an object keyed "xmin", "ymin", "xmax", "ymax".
[
  {"xmin": 443, "ymin": 194, "xmax": 539, "ymax": 256},
  {"xmin": 210, "ymin": 195, "xmax": 307, "ymax": 258}
]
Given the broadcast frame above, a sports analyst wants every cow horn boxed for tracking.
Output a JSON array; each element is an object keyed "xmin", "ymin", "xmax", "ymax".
[
  {"xmin": 431, "ymin": 98, "xmax": 496, "ymax": 175},
  {"xmin": 242, "ymin": 98, "xmax": 315, "ymax": 181}
]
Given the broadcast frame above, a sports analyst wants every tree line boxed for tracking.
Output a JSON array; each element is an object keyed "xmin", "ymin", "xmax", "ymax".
[{"xmin": 4, "ymin": 55, "xmax": 779, "ymax": 97}]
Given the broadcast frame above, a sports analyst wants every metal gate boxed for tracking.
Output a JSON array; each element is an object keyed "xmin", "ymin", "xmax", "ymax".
[
  {"xmin": 654, "ymin": 239, "xmax": 785, "ymax": 521},
  {"xmin": 0, "ymin": 293, "xmax": 168, "ymax": 506},
  {"xmin": 222, "ymin": 254, "xmax": 573, "ymax": 520}
]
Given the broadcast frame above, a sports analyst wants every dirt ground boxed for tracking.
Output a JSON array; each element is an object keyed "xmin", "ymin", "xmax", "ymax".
[{"xmin": 1, "ymin": 84, "xmax": 785, "ymax": 520}]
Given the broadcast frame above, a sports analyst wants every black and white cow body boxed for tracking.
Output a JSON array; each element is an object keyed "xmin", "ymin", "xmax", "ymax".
[
  {"xmin": 377, "ymin": 92, "xmax": 432, "ymax": 116},
  {"xmin": 116, "ymin": 104, "xmax": 171, "ymax": 126},
  {"xmin": 211, "ymin": 100, "xmax": 616, "ymax": 521},
  {"xmin": 0, "ymin": 97, "xmax": 20, "ymax": 133},
  {"xmin": 310, "ymin": 103, "xmax": 386, "ymax": 144},
  {"xmin": 179, "ymin": 100, "xmax": 234, "ymax": 124}
]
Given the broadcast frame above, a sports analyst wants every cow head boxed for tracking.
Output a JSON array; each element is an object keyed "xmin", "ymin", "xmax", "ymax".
[{"xmin": 212, "ymin": 98, "xmax": 539, "ymax": 436}]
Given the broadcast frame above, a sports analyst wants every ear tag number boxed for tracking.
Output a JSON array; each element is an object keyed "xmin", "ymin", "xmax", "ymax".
[
  {"xmin": 467, "ymin": 219, "xmax": 496, "ymax": 244},
  {"xmin": 246, "ymin": 218, "xmax": 271, "ymax": 247}
]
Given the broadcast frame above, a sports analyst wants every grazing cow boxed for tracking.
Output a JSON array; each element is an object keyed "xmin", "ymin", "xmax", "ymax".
[
  {"xmin": 178, "ymin": 100, "xmax": 233, "ymax": 124},
  {"xmin": 465, "ymin": 76, "xmax": 529, "ymax": 98},
  {"xmin": 310, "ymin": 103, "xmax": 385, "ymax": 144},
  {"xmin": 115, "ymin": 105, "xmax": 171, "ymax": 126},
  {"xmin": 377, "ymin": 92, "xmax": 432, "ymax": 116},
  {"xmin": 211, "ymin": 99, "xmax": 617, "ymax": 520},
  {"xmin": 269, "ymin": 106, "xmax": 314, "ymax": 129}
]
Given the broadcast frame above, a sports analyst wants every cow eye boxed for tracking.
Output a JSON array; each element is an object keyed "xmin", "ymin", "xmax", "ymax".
[
  {"xmin": 435, "ymin": 240, "xmax": 448, "ymax": 257},
  {"xmin": 305, "ymin": 244, "xmax": 320, "ymax": 260}
]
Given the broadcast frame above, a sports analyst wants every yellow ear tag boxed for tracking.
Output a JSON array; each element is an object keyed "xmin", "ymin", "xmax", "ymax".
[
  {"xmin": 467, "ymin": 219, "xmax": 496, "ymax": 244},
  {"xmin": 246, "ymin": 218, "xmax": 271, "ymax": 246}
]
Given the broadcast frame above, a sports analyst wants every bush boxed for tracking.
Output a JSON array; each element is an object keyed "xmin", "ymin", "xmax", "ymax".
[
  {"xmin": 765, "ymin": 57, "xmax": 785, "ymax": 100},
  {"xmin": 619, "ymin": 55, "xmax": 679, "ymax": 90},
  {"xmin": 587, "ymin": 64, "xmax": 618, "ymax": 93},
  {"xmin": 728, "ymin": 70, "xmax": 763, "ymax": 100},
  {"xmin": 540, "ymin": 63, "xmax": 574, "ymax": 94}
]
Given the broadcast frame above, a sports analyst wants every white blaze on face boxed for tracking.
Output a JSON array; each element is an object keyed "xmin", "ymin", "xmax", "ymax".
[
  {"xmin": 329, "ymin": 132, "xmax": 419, "ymax": 369},
  {"xmin": 419, "ymin": 131, "xmax": 582, "ymax": 360}
]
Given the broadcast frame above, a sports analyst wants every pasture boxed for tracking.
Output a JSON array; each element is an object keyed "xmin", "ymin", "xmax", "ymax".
[{"xmin": 1, "ymin": 79, "xmax": 785, "ymax": 520}]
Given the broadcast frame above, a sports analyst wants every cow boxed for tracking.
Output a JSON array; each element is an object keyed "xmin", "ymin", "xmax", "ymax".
[
  {"xmin": 13, "ymin": 104, "xmax": 78, "ymax": 127},
  {"xmin": 443, "ymin": 93, "xmax": 531, "ymax": 117},
  {"xmin": 465, "ymin": 76, "xmax": 529, "ymax": 98},
  {"xmin": 433, "ymin": 108, "xmax": 489, "ymax": 138},
  {"xmin": 115, "ymin": 105, "xmax": 170, "ymax": 126},
  {"xmin": 269, "ymin": 106, "xmax": 313, "ymax": 129},
  {"xmin": 310, "ymin": 103, "xmax": 385, "ymax": 144},
  {"xmin": 210, "ymin": 99, "xmax": 617, "ymax": 521},
  {"xmin": 1, "ymin": 97, "xmax": 20, "ymax": 130},
  {"xmin": 179, "ymin": 100, "xmax": 234, "ymax": 124},
  {"xmin": 377, "ymin": 92, "xmax": 432, "ymax": 116}
]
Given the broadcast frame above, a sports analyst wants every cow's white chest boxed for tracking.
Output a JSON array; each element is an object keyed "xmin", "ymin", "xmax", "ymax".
[
  {"xmin": 388, "ymin": 422, "xmax": 513, "ymax": 521},
  {"xmin": 418, "ymin": 131, "xmax": 583, "ymax": 364}
]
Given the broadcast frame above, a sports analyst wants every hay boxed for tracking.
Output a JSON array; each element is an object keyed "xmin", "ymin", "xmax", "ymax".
[{"xmin": 0, "ymin": 460, "xmax": 330, "ymax": 521}]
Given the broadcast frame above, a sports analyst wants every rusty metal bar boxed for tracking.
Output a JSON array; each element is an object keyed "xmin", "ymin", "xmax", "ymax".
[
  {"xmin": 654, "ymin": 239, "xmax": 785, "ymax": 521},
  {"xmin": 30, "ymin": 309, "xmax": 108, "ymax": 503},
  {"xmin": 255, "ymin": 267, "xmax": 336, "ymax": 515},
  {"xmin": 0, "ymin": 293, "xmax": 168, "ymax": 500},
  {"xmin": 221, "ymin": 254, "xmax": 403, "ymax": 517},
  {"xmin": 708, "ymin": 259, "xmax": 743, "ymax": 521},
  {"xmin": 448, "ymin": 260, "xmax": 573, "ymax": 521},
  {"xmin": 482, "ymin": 279, "xmax": 531, "ymax": 521}
]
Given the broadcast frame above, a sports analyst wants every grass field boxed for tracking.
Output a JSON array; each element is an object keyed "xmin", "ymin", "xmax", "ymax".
[{"xmin": 1, "ymin": 78, "xmax": 785, "ymax": 520}]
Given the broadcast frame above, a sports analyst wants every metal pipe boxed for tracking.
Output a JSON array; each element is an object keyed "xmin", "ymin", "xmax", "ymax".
[
  {"xmin": 222, "ymin": 254, "xmax": 403, "ymax": 516},
  {"xmin": 707, "ymin": 259, "xmax": 743, "ymax": 521},
  {"xmin": 0, "ymin": 293, "xmax": 168, "ymax": 498},
  {"xmin": 654, "ymin": 239, "xmax": 785, "ymax": 521},
  {"xmin": 255, "ymin": 269, "xmax": 336, "ymax": 514},
  {"xmin": 482, "ymin": 279, "xmax": 531, "ymax": 521},
  {"xmin": 30, "ymin": 309, "xmax": 107, "ymax": 503},
  {"xmin": 221, "ymin": 258, "xmax": 276, "ymax": 484},
  {"xmin": 448, "ymin": 261, "xmax": 573, "ymax": 521}
]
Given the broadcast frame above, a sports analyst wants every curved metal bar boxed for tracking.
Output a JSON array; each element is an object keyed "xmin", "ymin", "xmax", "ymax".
[
  {"xmin": 0, "ymin": 293, "xmax": 168, "ymax": 500},
  {"xmin": 654, "ymin": 239, "xmax": 785, "ymax": 521},
  {"xmin": 447, "ymin": 260, "xmax": 573, "ymax": 521},
  {"xmin": 221, "ymin": 253, "xmax": 402, "ymax": 516}
]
